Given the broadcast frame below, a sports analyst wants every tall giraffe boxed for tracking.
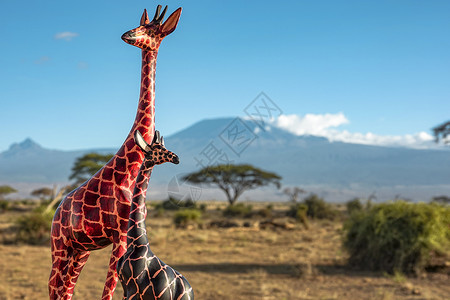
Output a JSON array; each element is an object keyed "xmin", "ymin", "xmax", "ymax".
[
  {"xmin": 117, "ymin": 130, "xmax": 193, "ymax": 300},
  {"xmin": 49, "ymin": 5, "xmax": 182, "ymax": 300}
]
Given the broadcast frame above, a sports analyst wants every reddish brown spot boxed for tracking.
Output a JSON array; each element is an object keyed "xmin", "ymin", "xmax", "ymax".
[
  {"xmin": 126, "ymin": 138, "xmax": 135, "ymax": 151},
  {"xmin": 54, "ymin": 237, "xmax": 65, "ymax": 249},
  {"xmin": 100, "ymin": 196, "xmax": 114, "ymax": 211},
  {"xmin": 83, "ymin": 205, "xmax": 100, "ymax": 222},
  {"xmin": 73, "ymin": 189, "xmax": 86, "ymax": 201},
  {"xmin": 75, "ymin": 232, "xmax": 94, "ymax": 244},
  {"xmin": 62, "ymin": 197, "xmax": 72, "ymax": 210},
  {"xmin": 102, "ymin": 212, "xmax": 118, "ymax": 228},
  {"xmin": 126, "ymin": 151, "xmax": 141, "ymax": 164},
  {"xmin": 72, "ymin": 214, "xmax": 83, "ymax": 230},
  {"xmin": 100, "ymin": 181, "xmax": 113, "ymax": 196},
  {"xmin": 87, "ymin": 178, "xmax": 100, "ymax": 193},
  {"xmin": 114, "ymin": 172, "xmax": 126, "ymax": 185},
  {"xmin": 84, "ymin": 191, "xmax": 98, "ymax": 206},
  {"xmin": 119, "ymin": 219, "xmax": 128, "ymax": 232},
  {"xmin": 84, "ymin": 220, "xmax": 103, "ymax": 237},
  {"xmin": 115, "ymin": 157, "xmax": 127, "ymax": 173},
  {"xmin": 117, "ymin": 201, "xmax": 130, "ymax": 219},
  {"xmin": 51, "ymin": 223, "xmax": 61, "ymax": 235},
  {"xmin": 61, "ymin": 226, "xmax": 71, "ymax": 238},
  {"xmin": 143, "ymin": 77, "xmax": 150, "ymax": 88},
  {"xmin": 60, "ymin": 209, "xmax": 70, "ymax": 226},
  {"xmin": 103, "ymin": 167, "xmax": 114, "ymax": 181},
  {"xmin": 72, "ymin": 200, "xmax": 83, "ymax": 214}
]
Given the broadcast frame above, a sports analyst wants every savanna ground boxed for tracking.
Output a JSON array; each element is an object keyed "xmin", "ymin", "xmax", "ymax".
[{"xmin": 0, "ymin": 201, "xmax": 448, "ymax": 300}]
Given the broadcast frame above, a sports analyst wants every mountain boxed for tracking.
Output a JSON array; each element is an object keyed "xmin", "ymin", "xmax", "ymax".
[
  {"xmin": 162, "ymin": 118, "xmax": 450, "ymax": 186},
  {"xmin": 1, "ymin": 118, "xmax": 449, "ymax": 201},
  {"xmin": 0, "ymin": 138, "xmax": 115, "ymax": 183}
]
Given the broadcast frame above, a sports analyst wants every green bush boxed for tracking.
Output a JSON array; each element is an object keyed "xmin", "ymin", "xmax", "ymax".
[
  {"xmin": 199, "ymin": 203, "xmax": 207, "ymax": 212},
  {"xmin": 346, "ymin": 198, "xmax": 364, "ymax": 215},
  {"xmin": 343, "ymin": 201, "xmax": 450, "ymax": 274},
  {"xmin": 173, "ymin": 209, "xmax": 202, "ymax": 228},
  {"xmin": 288, "ymin": 203, "xmax": 309, "ymax": 229},
  {"xmin": 0, "ymin": 199, "xmax": 10, "ymax": 212},
  {"xmin": 15, "ymin": 210, "xmax": 53, "ymax": 245},
  {"xmin": 303, "ymin": 194, "xmax": 338, "ymax": 220},
  {"xmin": 257, "ymin": 205, "xmax": 274, "ymax": 218},
  {"xmin": 156, "ymin": 197, "xmax": 197, "ymax": 211},
  {"xmin": 223, "ymin": 203, "xmax": 253, "ymax": 218}
]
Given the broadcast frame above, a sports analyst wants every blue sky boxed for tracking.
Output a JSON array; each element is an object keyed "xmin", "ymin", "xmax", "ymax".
[{"xmin": 1, "ymin": 0, "xmax": 449, "ymax": 151}]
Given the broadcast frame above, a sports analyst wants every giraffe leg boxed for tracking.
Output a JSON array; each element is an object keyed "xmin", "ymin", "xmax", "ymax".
[
  {"xmin": 63, "ymin": 250, "xmax": 91, "ymax": 299},
  {"xmin": 101, "ymin": 242, "xmax": 127, "ymax": 300},
  {"xmin": 49, "ymin": 248, "xmax": 91, "ymax": 300},
  {"xmin": 49, "ymin": 245, "xmax": 71, "ymax": 300}
]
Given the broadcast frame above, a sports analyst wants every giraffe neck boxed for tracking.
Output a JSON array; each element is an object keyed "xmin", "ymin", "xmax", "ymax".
[
  {"xmin": 98, "ymin": 50, "xmax": 159, "ymax": 188},
  {"xmin": 134, "ymin": 50, "xmax": 158, "ymax": 140},
  {"xmin": 126, "ymin": 159, "xmax": 154, "ymax": 247}
]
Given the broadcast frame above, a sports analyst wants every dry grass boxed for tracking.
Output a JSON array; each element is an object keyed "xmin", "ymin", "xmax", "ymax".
[{"xmin": 0, "ymin": 203, "xmax": 449, "ymax": 300}]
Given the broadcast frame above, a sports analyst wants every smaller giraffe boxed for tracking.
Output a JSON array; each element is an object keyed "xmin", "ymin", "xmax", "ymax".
[{"xmin": 117, "ymin": 130, "xmax": 194, "ymax": 300}]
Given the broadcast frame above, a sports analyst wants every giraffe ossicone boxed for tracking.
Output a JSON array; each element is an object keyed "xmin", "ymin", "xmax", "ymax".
[
  {"xmin": 117, "ymin": 131, "xmax": 191, "ymax": 299},
  {"xmin": 48, "ymin": 5, "xmax": 182, "ymax": 300}
]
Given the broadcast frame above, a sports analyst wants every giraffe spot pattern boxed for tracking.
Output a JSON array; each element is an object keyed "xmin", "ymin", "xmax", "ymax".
[{"xmin": 49, "ymin": 5, "xmax": 182, "ymax": 300}]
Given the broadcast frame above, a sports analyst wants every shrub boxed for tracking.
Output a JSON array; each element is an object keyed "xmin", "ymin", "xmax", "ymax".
[
  {"xmin": 0, "ymin": 199, "xmax": 10, "ymax": 212},
  {"xmin": 173, "ymin": 209, "xmax": 202, "ymax": 228},
  {"xmin": 15, "ymin": 210, "xmax": 54, "ymax": 245},
  {"xmin": 199, "ymin": 203, "xmax": 207, "ymax": 212},
  {"xmin": 257, "ymin": 205, "xmax": 273, "ymax": 218},
  {"xmin": 156, "ymin": 197, "xmax": 197, "ymax": 211},
  {"xmin": 303, "ymin": 194, "xmax": 338, "ymax": 220},
  {"xmin": 346, "ymin": 198, "xmax": 363, "ymax": 215},
  {"xmin": 343, "ymin": 201, "xmax": 450, "ymax": 274},
  {"xmin": 223, "ymin": 203, "xmax": 253, "ymax": 218},
  {"xmin": 287, "ymin": 204, "xmax": 309, "ymax": 228}
]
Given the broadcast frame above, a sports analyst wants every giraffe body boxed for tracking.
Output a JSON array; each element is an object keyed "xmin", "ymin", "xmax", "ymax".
[
  {"xmin": 117, "ymin": 131, "xmax": 193, "ymax": 300},
  {"xmin": 48, "ymin": 6, "xmax": 182, "ymax": 300}
]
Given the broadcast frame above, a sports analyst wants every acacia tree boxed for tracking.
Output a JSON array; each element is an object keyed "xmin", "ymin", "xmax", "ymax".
[
  {"xmin": 31, "ymin": 187, "xmax": 53, "ymax": 201},
  {"xmin": 283, "ymin": 187, "xmax": 306, "ymax": 204},
  {"xmin": 433, "ymin": 121, "xmax": 450, "ymax": 144},
  {"xmin": 183, "ymin": 164, "xmax": 281, "ymax": 205},
  {"xmin": 0, "ymin": 185, "xmax": 17, "ymax": 200},
  {"xmin": 70, "ymin": 152, "xmax": 114, "ymax": 185}
]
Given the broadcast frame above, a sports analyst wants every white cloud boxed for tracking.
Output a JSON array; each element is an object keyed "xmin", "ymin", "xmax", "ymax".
[
  {"xmin": 54, "ymin": 31, "xmax": 79, "ymax": 41},
  {"xmin": 272, "ymin": 113, "xmax": 438, "ymax": 149},
  {"xmin": 275, "ymin": 113, "xmax": 349, "ymax": 136}
]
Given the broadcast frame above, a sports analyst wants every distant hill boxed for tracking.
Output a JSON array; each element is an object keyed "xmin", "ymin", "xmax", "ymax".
[
  {"xmin": 1, "ymin": 118, "xmax": 449, "ymax": 201},
  {"xmin": 0, "ymin": 138, "xmax": 115, "ymax": 183}
]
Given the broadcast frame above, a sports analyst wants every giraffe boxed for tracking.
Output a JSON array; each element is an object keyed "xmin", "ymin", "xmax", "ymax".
[
  {"xmin": 117, "ymin": 130, "xmax": 193, "ymax": 300},
  {"xmin": 48, "ymin": 5, "xmax": 182, "ymax": 300}
]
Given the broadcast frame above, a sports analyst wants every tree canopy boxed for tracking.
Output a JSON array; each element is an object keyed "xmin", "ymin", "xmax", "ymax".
[
  {"xmin": 433, "ymin": 121, "xmax": 450, "ymax": 144},
  {"xmin": 0, "ymin": 185, "xmax": 17, "ymax": 199},
  {"xmin": 31, "ymin": 187, "xmax": 53, "ymax": 200},
  {"xmin": 183, "ymin": 164, "xmax": 281, "ymax": 205},
  {"xmin": 283, "ymin": 187, "xmax": 306, "ymax": 203},
  {"xmin": 70, "ymin": 152, "xmax": 114, "ymax": 185}
]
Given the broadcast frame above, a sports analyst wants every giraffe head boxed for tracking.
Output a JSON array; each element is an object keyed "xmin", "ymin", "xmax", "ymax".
[
  {"xmin": 134, "ymin": 130, "xmax": 179, "ymax": 166},
  {"xmin": 121, "ymin": 5, "xmax": 182, "ymax": 52}
]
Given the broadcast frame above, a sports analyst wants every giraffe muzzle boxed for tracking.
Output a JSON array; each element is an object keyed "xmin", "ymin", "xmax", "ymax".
[{"xmin": 121, "ymin": 31, "xmax": 136, "ymax": 44}]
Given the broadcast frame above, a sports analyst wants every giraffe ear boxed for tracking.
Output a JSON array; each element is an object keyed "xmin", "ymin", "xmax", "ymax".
[
  {"xmin": 140, "ymin": 9, "xmax": 150, "ymax": 26},
  {"xmin": 160, "ymin": 7, "xmax": 182, "ymax": 36},
  {"xmin": 134, "ymin": 130, "xmax": 151, "ymax": 153}
]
